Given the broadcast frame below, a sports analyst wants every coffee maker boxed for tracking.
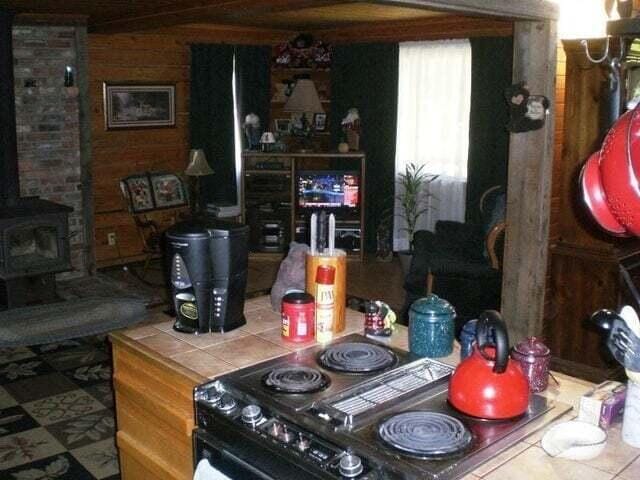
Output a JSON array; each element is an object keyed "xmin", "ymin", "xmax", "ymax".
[{"xmin": 165, "ymin": 219, "xmax": 249, "ymax": 334}]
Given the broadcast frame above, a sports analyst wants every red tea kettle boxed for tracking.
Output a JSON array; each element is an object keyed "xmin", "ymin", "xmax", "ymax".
[{"xmin": 448, "ymin": 310, "xmax": 530, "ymax": 419}]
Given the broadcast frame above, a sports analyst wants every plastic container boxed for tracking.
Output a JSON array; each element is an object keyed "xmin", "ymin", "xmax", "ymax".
[
  {"xmin": 541, "ymin": 421, "xmax": 607, "ymax": 460},
  {"xmin": 409, "ymin": 294, "xmax": 456, "ymax": 358},
  {"xmin": 511, "ymin": 337, "xmax": 551, "ymax": 393},
  {"xmin": 315, "ymin": 265, "xmax": 336, "ymax": 343},
  {"xmin": 281, "ymin": 292, "xmax": 315, "ymax": 343},
  {"xmin": 623, "ymin": 380, "xmax": 640, "ymax": 448}
]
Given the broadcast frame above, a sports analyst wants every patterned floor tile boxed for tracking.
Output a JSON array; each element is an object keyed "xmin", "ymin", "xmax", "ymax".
[
  {"xmin": 0, "ymin": 427, "xmax": 65, "ymax": 470},
  {"xmin": 3, "ymin": 372, "xmax": 79, "ymax": 404},
  {"xmin": 22, "ymin": 390, "xmax": 105, "ymax": 426},
  {"xmin": 42, "ymin": 346, "xmax": 109, "ymax": 372},
  {"xmin": 83, "ymin": 383, "xmax": 114, "ymax": 410},
  {"xmin": 0, "ymin": 406, "xmax": 38, "ymax": 437},
  {"xmin": 46, "ymin": 409, "xmax": 115, "ymax": 450},
  {"xmin": 29, "ymin": 340, "xmax": 83, "ymax": 356},
  {"xmin": 0, "ymin": 348, "xmax": 36, "ymax": 365},
  {"xmin": 0, "ymin": 386, "xmax": 17, "ymax": 409},
  {"xmin": 0, "ymin": 359, "xmax": 55, "ymax": 385},
  {"xmin": 62, "ymin": 361, "xmax": 112, "ymax": 388},
  {"xmin": 70, "ymin": 438, "xmax": 120, "ymax": 479},
  {"xmin": 2, "ymin": 452, "xmax": 94, "ymax": 479}
]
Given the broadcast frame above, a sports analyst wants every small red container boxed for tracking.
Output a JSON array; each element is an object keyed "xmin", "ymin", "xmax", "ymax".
[{"xmin": 281, "ymin": 292, "xmax": 315, "ymax": 343}]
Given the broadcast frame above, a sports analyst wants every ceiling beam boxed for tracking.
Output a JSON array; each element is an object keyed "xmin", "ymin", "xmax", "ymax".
[
  {"xmin": 372, "ymin": 0, "xmax": 558, "ymax": 21},
  {"xmin": 89, "ymin": 0, "xmax": 350, "ymax": 34},
  {"xmin": 317, "ymin": 14, "xmax": 512, "ymax": 43}
]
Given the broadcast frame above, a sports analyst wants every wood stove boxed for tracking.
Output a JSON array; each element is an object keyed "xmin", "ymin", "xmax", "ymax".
[{"xmin": 0, "ymin": 10, "xmax": 73, "ymax": 309}]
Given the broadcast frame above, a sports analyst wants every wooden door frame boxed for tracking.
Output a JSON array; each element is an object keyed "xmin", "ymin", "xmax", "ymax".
[{"xmin": 384, "ymin": 0, "xmax": 559, "ymax": 341}]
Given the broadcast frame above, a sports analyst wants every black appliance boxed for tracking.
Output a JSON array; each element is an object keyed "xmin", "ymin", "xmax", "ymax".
[
  {"xmin": 165, "ymin": 219, "xmax": 249, "ymax": 334},
  {"xmin": 193, "ymin": 334, "xmax": 570, "ymax": 480}
]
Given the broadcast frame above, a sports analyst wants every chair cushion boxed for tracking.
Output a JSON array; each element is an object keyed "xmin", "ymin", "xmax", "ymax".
[{"xmin": 430, "ymin": 259, "xmax": 499, "ymax": 279}]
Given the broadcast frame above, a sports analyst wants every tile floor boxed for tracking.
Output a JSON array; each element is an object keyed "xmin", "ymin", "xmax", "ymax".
[{"xmin": 0, "ymin": 337, "xmax": 119, "ymax": 480}]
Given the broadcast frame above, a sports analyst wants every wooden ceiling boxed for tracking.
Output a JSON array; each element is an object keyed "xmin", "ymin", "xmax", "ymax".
[{"xmin": 7, "ymin": 0, "xmax": 471, "ymax": 34}]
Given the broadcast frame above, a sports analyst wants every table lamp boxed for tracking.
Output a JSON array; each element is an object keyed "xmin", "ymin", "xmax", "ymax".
[
  {"xmin": 185, "ymin": 148, "xmax": 214, "ymax": 214},
  {"xmin": 284, "ymin": 78, "xmax": 324, "ymax": 151}
]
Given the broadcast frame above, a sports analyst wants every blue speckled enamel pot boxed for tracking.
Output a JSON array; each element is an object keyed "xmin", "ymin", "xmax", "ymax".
[{"xmin": 409, "ymin": 294, "xmax": 456, "ymax": 358}]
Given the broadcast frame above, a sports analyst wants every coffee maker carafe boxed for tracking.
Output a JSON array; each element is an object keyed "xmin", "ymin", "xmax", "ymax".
[{"xmin": 165, "ymin": 219, "xmax": 249, "ymax": 334}]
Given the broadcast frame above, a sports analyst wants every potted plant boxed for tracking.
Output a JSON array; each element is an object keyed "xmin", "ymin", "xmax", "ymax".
[{"xmin": 395, "ymin": 162, "xmax": 438, "ymax": 273}]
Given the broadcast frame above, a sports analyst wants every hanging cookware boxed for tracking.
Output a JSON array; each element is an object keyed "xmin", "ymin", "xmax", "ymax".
[
  {"xmin": 448, "ymin": 310, "xmax": 530, "ymax": 419},
  {"xmin": 580, "ymin": 105, "xmax": 640, "ymax": 236}
]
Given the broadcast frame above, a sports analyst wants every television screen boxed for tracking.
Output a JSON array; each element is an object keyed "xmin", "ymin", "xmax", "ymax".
[{"xmin": 297, "ymin": 171, "xmax": 359, "ymax": 209}]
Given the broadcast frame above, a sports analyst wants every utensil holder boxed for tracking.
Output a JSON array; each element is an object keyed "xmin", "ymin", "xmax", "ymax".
[
  {"xmin": 306, "ymin": 251, "xmax": 346, "ymax": 333},
  {"xmin": 622, "ymin": 380, "xmax": 640, "ymax": 448}
]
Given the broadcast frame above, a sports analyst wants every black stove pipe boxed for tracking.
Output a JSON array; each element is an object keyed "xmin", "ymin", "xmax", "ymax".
[{"xmin": 0, "ymin": 9, "xmax": 20, "ymax": 206}]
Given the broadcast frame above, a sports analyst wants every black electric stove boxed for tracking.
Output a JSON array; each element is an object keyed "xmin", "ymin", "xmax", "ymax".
[{"xmin": 193, "ymin": 334, "xmax": 570, "ymax": 480}]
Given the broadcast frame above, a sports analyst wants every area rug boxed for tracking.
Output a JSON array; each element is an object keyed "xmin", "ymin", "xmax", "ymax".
[
  {"xmin": 0, "ymin": 297, "xmax": 146, "ymax": 348},
  {"xmin": 0, "ymin": 335, "xmax": 119, "ymax": 479}
]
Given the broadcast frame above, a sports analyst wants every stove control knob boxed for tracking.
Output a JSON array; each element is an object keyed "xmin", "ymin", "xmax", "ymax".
[
  {"xmin": 296, "ymin": 434, "xmax": 310, "ymax": 451},
  {"xmin": 206, "ymin": 389, "xmax": 223, "ymax": 406},
  {"xmin": 339, "ymin": 453, "xmax": 363, "ymax": 478},
  {"xmin": 217, "ymin": 394, "xmax": 236, "ymax": 413},
  {"xmin": 241, "ymin": 405, "xmax": 262, "ymax": 425},
  {"xmin": 279, "ymin": 425, "xmax": 295, "ymax": 443}
]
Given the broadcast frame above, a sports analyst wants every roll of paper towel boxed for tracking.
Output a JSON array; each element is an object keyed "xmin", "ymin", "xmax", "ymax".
[{"xmin": 193, "ymin": 459, "xmax": 233, "ymax": 480}]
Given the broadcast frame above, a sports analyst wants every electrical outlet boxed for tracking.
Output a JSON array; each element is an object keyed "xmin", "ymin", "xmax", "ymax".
[{"xmin": 107, "ymin": 232, "xmax": 117, "ymax": 246}]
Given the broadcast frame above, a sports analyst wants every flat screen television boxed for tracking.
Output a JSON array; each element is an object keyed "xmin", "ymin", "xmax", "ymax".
[{"xmin": 296, "ymin": 170, "xmax": 360, "ymax": 210}]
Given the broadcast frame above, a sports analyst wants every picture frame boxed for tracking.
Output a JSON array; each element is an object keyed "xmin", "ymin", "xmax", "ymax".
[
  {"xmin": 150, "ymin": 173, "xmax": 188, "ymax": 208},
  {"xmin": 103, "ymin": 83, "xmax": 175, "ymax": 130},
  {"xmin": 275, "ymin": 118, "xmax": 292, "ymax": 134},
  {"xmin": 121, "ymin": 174, "xmax": 155, "ymax": 213},
  {"xmin": 314, "ymin": 113, "xmax": 327, "ymax": 132}
]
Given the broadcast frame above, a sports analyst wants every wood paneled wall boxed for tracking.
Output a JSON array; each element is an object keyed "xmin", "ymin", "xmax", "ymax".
[
  {"xmin": 89, "ymin": 27, "xmax": 288, "ymax": 267},
  {"xmin": 89, "ymin": 33, "xmax": 191, "ymax": 266}
]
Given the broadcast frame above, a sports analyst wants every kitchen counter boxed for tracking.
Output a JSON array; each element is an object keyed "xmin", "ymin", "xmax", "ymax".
[{"xmin": 109, "ymin": 296, "xmax": 640, "ymax": 480}]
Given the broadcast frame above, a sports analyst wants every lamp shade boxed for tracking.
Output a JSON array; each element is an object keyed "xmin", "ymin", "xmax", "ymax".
[
  {"xmin": 284, "ymin": 79, "xmax": 324, "ymax": 114},
  {"xmin": 185, "ymin": 149, "xmax": 214, "ymax": 176}
]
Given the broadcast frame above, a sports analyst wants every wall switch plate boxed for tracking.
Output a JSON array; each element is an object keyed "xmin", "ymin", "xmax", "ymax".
[{"xmin": 107, "ymin": 232, "xmax": 117, "ymax": 246}]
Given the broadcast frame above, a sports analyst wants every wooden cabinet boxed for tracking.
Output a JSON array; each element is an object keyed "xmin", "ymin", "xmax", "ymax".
[
  {"xmin": 110, "ymin": 334, "xmax": 201, "ymax": 480},
  {"xmin": 241, "ymin": 152, "xmax": 365, "ymax": 261},
  {"xmin": 543, "ymin": 40, "xmax": 640, "ymax": 382}
]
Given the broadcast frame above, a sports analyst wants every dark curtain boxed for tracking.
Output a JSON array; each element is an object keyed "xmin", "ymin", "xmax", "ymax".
[
  {"xmin": 466, "ymin": 37, "xmax": 513, "ymax": 223},
  {"xmin": 190, "ymin": 44, "xmax": 235, "ymax": 207},
  {"xmin": 235, "ymin": 45, "xmax": 271, "ymax": 145},
  {"xmin": 330, "ymin": 43, "xmax": 399, "ymax": 252}
]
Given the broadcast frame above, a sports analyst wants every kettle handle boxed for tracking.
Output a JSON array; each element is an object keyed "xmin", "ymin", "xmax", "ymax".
[{"xmin": 476, "ymin": 310, "xmax": 510, "ymax": 374}]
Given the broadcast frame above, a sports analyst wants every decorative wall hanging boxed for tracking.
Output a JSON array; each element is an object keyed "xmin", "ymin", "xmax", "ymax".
[
  {"xmin": 273, "ymin": 34, "xmax": 332, "ymax": 69},
  {"xmin": 505, "ymin": 82, "xmax": 550, "ymax": 133},
  {"xmin": 103, "ymin": 83, "xmax": 176, "ymax": 130}
]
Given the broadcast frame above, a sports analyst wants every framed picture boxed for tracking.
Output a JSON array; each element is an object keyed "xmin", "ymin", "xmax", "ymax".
[
  {"xmin": 314, "ymin": 113, "xmax": 327, "ymax": 131},
  {"xmin": 150, "ymin": 173, "xmax": 188, "ymax": 208},
  {"xmin": 103, "ymin": 83, "xmax": 175, "ymax": 130},
  {"xmin": 275, "ymin": 118, "xmax": 291, "ymax": 133},
  {"xmin": 121, "ymin": 174, "xmax": 155, "ymax": 213}
]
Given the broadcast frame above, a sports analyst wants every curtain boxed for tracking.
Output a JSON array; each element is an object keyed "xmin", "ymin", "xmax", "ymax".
[
  {"xmin": 466, "ymin": 37, "xmax": 512, "ymax": 224},
  {"xmin": 393, "ymin": 40, "xmax": 471, "ymax": 251},
  {"xmin": 235, "ymin": 45, "xmax": 271, "ymax": 142},
  {"xmin": 330, "ymin": 43, "xmax": 399, "ymax": 252},
  {"xmin": 190, "ymin": 44, "xmax": 235, "ymax": 208}
]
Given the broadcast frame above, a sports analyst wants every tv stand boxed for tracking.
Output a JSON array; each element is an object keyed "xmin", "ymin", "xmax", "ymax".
[{"xmin": 241, "ymin": 152, "xmax": 365, "ymax": 261}]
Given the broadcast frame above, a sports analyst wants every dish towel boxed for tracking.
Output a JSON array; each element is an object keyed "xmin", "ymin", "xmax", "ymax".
[{"xmin": 193, "ymin": 459, "xmax": 233, "ymax": 480}]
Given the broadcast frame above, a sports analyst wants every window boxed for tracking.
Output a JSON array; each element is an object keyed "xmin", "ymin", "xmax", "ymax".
[{"xmin": 394, "ymin": 39, "xmax": 471, "ymax": 251}]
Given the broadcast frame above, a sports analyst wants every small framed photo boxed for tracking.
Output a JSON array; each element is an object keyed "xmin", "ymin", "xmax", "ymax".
[
  {"xmin": 121, "ymin": 174, "xmax": 155, "ymax": 213},
  {"xmin": 314, "ymin": 113, "xmax": 327, "ymax": 131},
  {"xmin": 275, "ymin": 118, "xmax": 291, "ymax": 133},
  {"xmin": 150, "ymin": 173, "xmax": 187, "ymax": 208},
  {"xmin": 103, "ymin": 83, "xmax": 175, "ymax": 130}
]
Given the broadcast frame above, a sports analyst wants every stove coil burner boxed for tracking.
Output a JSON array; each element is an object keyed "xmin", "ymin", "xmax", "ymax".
[
  {"xmin": 263, "ymin": 366, "xmax": 330, "ymax": 394},
  {"xmin": 378, "ymin": 411, "xmax": 473, "ymax": 459},
  {"xmin": 319, "ymin": 342, "xmax": 397, "ymax": 374}
]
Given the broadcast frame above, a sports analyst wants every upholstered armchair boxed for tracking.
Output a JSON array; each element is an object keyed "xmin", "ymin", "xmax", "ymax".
[{"xmin": 402, "ymin": 187, "xmax": 506, "ymax": 329}]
